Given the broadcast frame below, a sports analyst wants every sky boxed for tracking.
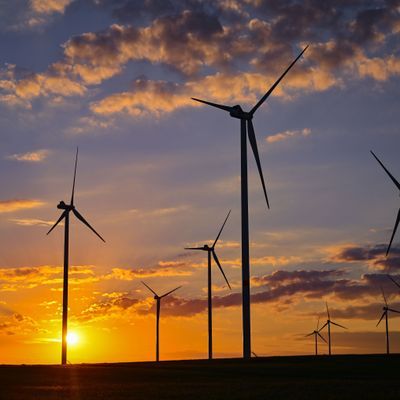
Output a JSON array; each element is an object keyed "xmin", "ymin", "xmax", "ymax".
[{"xmin": 0, "ymin": 0, "xmax": 400, "ymax": 364}]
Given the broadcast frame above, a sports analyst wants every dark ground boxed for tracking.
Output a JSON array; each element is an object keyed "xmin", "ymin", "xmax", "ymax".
[{"xmin": 1, "ymin": 354, "xmax": 399, "ymax": 399}]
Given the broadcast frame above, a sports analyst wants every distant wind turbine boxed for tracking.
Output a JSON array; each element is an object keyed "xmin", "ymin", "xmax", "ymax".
[
  {"xmin": 319, "ymin": 302, "xmax": 347, "ymax": 356},
  {"xmin": 191, "ymin": 45, "xmax": 308, "ymax": 359},
  {"xmin": 305, "ymin": 317, "xmax": 327, "ymax": 356},
  {"xmin": 142, "ymin": 281, "xmax": 181, "ymax": 362},
  {"xmin": 376, "ymin": 287, "xmax": 400, "ymax": 354},
  {"xmin": 47, "ymin": 148, "xmax": 105, "ymax": 365},
  {"xmin": 370, "ymin": 151, "xmax": 400, "ymax": 256},
  {"xmin": 185, "ymin": 210, "xmax": 232, "ymax": 360}
]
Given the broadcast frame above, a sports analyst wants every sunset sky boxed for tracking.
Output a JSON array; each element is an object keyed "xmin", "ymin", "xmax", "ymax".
[{"xmin": 1, "ymin": 0, "xmax": 400, "ymax": 364}]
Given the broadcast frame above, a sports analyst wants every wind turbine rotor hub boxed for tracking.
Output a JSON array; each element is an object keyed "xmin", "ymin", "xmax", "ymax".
[{"xmin": 228, "ymin": 105, "xmax": 252, "ymax": 120}]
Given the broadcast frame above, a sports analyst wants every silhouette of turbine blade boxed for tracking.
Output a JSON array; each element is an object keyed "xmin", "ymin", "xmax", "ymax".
[
  {"xmin": 212, "ymin": 210, "xmax": 231, "ymax": 248},
  {"xmin": 184, "ymin": 247, "xmax": 205, "ymax": 250},
  {"xmin": 305, "ymin": 332, "xmax": 314, "ymax": 337},
  {"xmin": 72, "ymin": 208, "xmax": 105, "ymax": 242},
  {"xmin": 249, "ymin": 45, "xmax": 308, "ymax": 116},
  {"xmin": 47, "ymin": 211, "xmax": 67, "ymax": 235},
  {"xmin": 70, "ymin": 147, "xmax": 79, "ymax": 205},
  {"xmin": 330, "ymin": 321, "xmax": 347, "ymax": 329},
  {"xmin": 388, "ymin": 308, "xmax": 400, "ymax": 314},
  {"xmin": 319, "ymin": 322, "xmax": 328, "ymax": 331},
  {"xmin": 370, "ymin": 150, "xmax": 400, "ymax": 191},
  {"xmin": 387, "ymin": 274, "xmax": 400, "ymax": 290},
  {"xmin": 386, "ymin": 208, "xmax": 400, "ymax": 256},
  {"xmin": 212, "ymin": 250, "xmax": 231, "ymax": 290},
  {"xmin": 141, "ymin": 281, "xmax": 158, "ymax": 297},
  {"xmin": 317, "ymin": 332, "xmax": 327, "ymax": 343},
  {"xmin": 160, "ymin": 286, "xmax": 182, "ymax": 298},
  {"xmin": 377, "ymin": 311, "xmax": 386, "ymax": 327},
  {"xmin": 191, "ymin": 98, "xmax": 233, "ymax": 112},
  {"xmin": 325, "ymin": 302, "xmax": 330, "ymax": 320},
  {"xmin": 247, "ymin": 120, "xmax": 270, "ymax": 209}
]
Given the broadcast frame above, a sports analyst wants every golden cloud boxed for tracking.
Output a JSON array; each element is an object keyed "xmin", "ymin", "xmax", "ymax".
[{"xmin": 0, "ymin": 199, "xmax": 45, "ymax": 213}]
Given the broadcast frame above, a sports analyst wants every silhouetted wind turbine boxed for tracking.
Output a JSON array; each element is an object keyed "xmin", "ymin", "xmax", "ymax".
[
  {"xmin": 191, "ymin": 45, "xmax": 308, "ymax": 359},
  {"xmin": 47, "ymin": 148, "xmax": 105, "ymax": 365},
  {"xmin": 305, "ymin": 317, "xmax": 327, "ymax": 356},
  {"xmin": 142, "ymin": 281, "xmax": 181, "ymax": 362},
  {"xmin": 371, "ymin": 151, "xmax": 400, "ymax": 256},
  {"xmin": 319, "ymin": 302, "xmax": 346, "ymax": 355},
  {"xmin": 376, "ymin": 287, "xmax": 400, "ymax": 354},
  {"xmin": 185, "ymin": 210, "xmax": 232, "ymax": 360}
]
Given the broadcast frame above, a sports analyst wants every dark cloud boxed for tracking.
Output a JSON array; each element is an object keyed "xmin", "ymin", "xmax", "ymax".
[
  {"xmin": 333, "ymin": 244, "xmax": 400, "ymax": 272},
  {"xmin": 77, "ymin": 269, "xmax": 400, "ymax": 321}
]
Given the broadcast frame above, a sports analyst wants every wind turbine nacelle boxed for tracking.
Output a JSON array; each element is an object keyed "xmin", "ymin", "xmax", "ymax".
[
  {"xmin": 57, "ymin": 201, "xmax": 73, "ymax": 210},
  {"xmin": 229, "ymin": 105, "xmax": 251, "ymax": 120}
]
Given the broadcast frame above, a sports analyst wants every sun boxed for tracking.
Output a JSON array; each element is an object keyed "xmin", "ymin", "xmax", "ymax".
[{"xmin": 66, "ymin": 332, "xmax": 79, "ymax": 346}]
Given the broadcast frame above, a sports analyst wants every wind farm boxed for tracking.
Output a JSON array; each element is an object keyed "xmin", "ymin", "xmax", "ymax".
[{"xmin": 1, "ymin": 0, "xmax": 400, "ymax": 399}]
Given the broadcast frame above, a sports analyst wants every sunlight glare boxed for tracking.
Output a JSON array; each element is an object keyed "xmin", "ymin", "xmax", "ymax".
[{"xmin": 67, "ymin": 332, "xmax": 79, "ymax": 346}]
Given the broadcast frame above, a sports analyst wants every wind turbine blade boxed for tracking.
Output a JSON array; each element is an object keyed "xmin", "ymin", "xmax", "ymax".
[
  {"xmin": 317, "ymin": 332, "xmax": 327, "ymax": 344},
  {"xmin": 72, "ymin": 208, "xmax": 105, "ymax": 242},
  {"xmin": 381, "ymin": 286, "xmax": 388, "ymax": 307},
  {"xmin": 386, "ymin": 208, "xmax": 400, "ymax": 256},
  {"xmin": 326, "ymin": 302, "xmax": 330, "ymax": 320},
  {"xmin": 305, "ymin": 332, "xmax": 314, "ymax": 337},
  {"xmin": 387, "ymin": 308, "xmax": 400, "ymax": 314},
  {"xmin": 387, "ymin": 274, "xmax": 400, "ymax": 290},
  {"xmin": 212, "ymin": 250, "xmax": 231, "ymax": 290},
  {"xmin": 71, "ymin": 147, "xmax": 79, "ymax": 205},
  {"xmin": 249, "ymin": 45, "xmax": 308, "ymax": 116},
  {"xmin": 191, "ymin": 98, "xmax": 233, "ymax": 112},
  {"xmin": 184, "ymin": 247, "xmax": 205, "ymax": 250},
  {"xmin": 330, "ymin": 321, "xmax": 347, "ymax": 329},
  {"xmin": 160, "ymin": 286, "xmax": 182, "ymax": 298},
  {"xmin": 46, "ymin": 211, "xmax": 67, "ymax": 235},
  {"xmin": 377, "ymin": 311, "xmax": 386, "ymax": 327},
  {"xmin": 319, "ymin": 322, "xmax": 328, "ymax": 331},
  {"xmin": 370, "ymin": 150, "xmax": 400, "ymax": 191},
  {"xmin": 212, "ymin": 210, "xmax": 231, "ymax": 248},
  {"xmin": 247, "ymin": 120, "xmax": 270, "ymax": 209},
  {"xmin": 141, "ymin": 281, "xmax": 158, "ymax": 297}
]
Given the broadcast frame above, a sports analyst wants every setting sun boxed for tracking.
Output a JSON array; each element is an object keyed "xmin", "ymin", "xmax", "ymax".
[{"xmin": 66, "ymin": 332, "xmax": 79, "ymax": 346}]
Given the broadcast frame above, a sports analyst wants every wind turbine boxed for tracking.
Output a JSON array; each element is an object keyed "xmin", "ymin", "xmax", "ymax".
[
  {"xmin": 305, "ymin": 317, "xmax": 327, "ymax": 356},
  {"xmin": 142, "ymin": 281, "xmax": 181, "ymax": 362},
  {"xmin": 319, "ymin": 303, "xmax": 347, "ymax": 355},
  {"xmin": 185, "ymin": 210, "xmax": 232, "ymax": 360},
  {"xmin": 376, "ymin": 287, "xmax": 400, "ymax": 354},
  {"xmin": 47, "ymin": 148, "xmax": 105, "ymax": 365},
  {"xmin": 371, "ymin": 151, "xmax": 400, "ymax": 256},
  {"xmin": 191, "ymin": 45, "xmax": 308, "ymax": 358}
]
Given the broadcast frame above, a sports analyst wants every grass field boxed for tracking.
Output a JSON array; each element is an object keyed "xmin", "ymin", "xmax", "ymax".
[{"xmin": 1, "ymin": 354, "xmax": 400, "ymax": 399}]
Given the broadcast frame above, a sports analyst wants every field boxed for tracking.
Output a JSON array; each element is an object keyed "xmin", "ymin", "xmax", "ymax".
[{"xmin": 1, "ymin": 355, "xmax": 400, "ymax": 399}]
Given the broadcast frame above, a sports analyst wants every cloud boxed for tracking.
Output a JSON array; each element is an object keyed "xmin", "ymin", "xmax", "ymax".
[
  {"xmin": 0, "ymin": 0, "xmax": 74, "ymax": 31},
  {"xmin": 105, "ymin": 261, "xmax": 193, "ymax": 280},
  {"xmin": 9, "ymin": 218, "xmax": 55, "ymax": 227},
  {"xmin": 0, "ymin": 199, "xmax": 44, "ymax": 213},
  {"xmin": 331, "ymin": 243, "xmax": 400, "ymax": 272},
  {"xmin": 75, "ymin": 267, "xmax": 399, "ymax": 321},
  {"xmin": 0, "ymin": 265, "xmax": 97, "ymax": 291},
  {"xmin": 30, "ymin": 0, "xmax": 73, "ymax": 15},
  {"xmin": 266, "ymin": 128, "xmax": 311, "ymax": 143},
  {"xmin": 2, "ymin": 1, "xmax": 399, "ymax": 114},
  {"xmin": 7, "ymin": 149, "xmax": 49, "ymax": 162}
]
